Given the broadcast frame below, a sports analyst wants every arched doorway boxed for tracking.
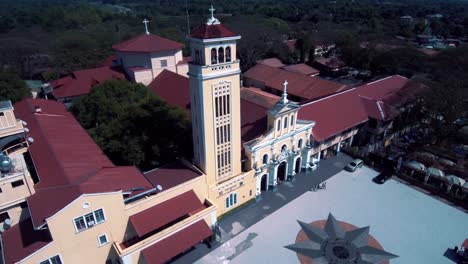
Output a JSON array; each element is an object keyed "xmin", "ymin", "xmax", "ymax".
[
  {"xmin": 295, "ymin": 158, "xmax": 301, "ymax": 174},
  {"xmin": 261, "ymin": 174, "xmax": 268, "ymax": 191},
  {"xmin": 277, "ymin": 162, "xmax": 287, "ymax": 183}
]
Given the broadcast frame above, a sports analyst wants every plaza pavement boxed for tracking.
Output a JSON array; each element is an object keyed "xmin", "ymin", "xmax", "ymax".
[
  {"xmin": 172, "ymin": 154, "xmax": 353, "ymax": 264},
  {"xmin": 195, "ymin": 166, "xmax": 468, "ymax": 264}
]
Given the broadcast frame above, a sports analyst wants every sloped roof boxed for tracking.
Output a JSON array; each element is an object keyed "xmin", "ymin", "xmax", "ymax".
[
  {"xmin": 14, "ymin": 99, "xmax": 153, "ymax": 227},
  {"xmin": 148, "ymin": 70, "xmax": 191, "ymax": 111},
  {"xmin": 129, "ymin": 190, "xmax": 205, "ymax": 237},
  {"xmin": 144, "ymin": 160, "xmax": 203, "ymax": 191},
  {"xmin": 314, "ymin": 57, "xmax": 346, "ymax": 69},
  {"xmin": 244, "ymin": 64, "xmax": 349, "ymax": 101},
  {"xmin": 51, "ymin": 66, "xmax": 126, "ymax": 99},
  {"xmin": 141, "ymin": 220, "xmax": 212, "ymax": 264},
  {"xmin": 282, "ymin": 63, "xmax": 320, "ymax": 76},
  {"xmin": 298, "ymin": 89, "xmax": 369, "ymax": 142},
  {"xmin": 190, "ymin": 24, "xmax": 238, "ymax": 39},
  {"xmin": 112, "ymin": 34, "xmax": 184, "ymax": 53},
  {"xmin": 354, "ymin": 75, "xmax": 428, "ymax": 121},
  {"xmin": 240, "ymin": 88, "xmax": 280, "ymax": 143},
  {"xmin": 2, "ymin": 218, "xmax": 53, "ymax": 264},
  {"xmin": 257, "ymin": 58, "xmax": 285, "ymax": 68}
]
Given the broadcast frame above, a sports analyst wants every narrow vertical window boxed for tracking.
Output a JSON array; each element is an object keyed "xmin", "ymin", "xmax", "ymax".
[
  {"xmin": 195, "ymin": 49, "xmax": 200, "ymax": 64},
  {"xmin": 226, "ymin": 46, "xmax": 231, "ymax": 62},
  {"xmin": 217, "ymin": 127, "xmax": 220, "ymax": 144},
  {"xmin": 220, "ymin": 126, "xmax": 224, "ymax": 144},
  {"xmin": 218, "ymin": 154, "xmax": 221, "ymax": 167},
  {"xmin": 224, "ymin": 125, "xmax": 227, "ymax": 143},
  {"xmin": 291, "ymin": 115, "xmax": 294, "ymax": 126},
  {"xmin": 226, "ymin": 94, "xmax": 230, "ymax": 114},
  {"xmin": 223, "ymin": 95, "xmax": 227, "ymax": 115},
  {"xmin": 221, "ymin": 151, "xmax": 225, "ymax": 167},
  {"xmin": 284, "ymin": 117, "xmax": 288, "ymax": 128},
  {"xmin": 218, "ymin": 47, "xmax": 225, "ymax": 63},
  {"xmin": 277, "ymin": 120, "xmax": 280, "ymax": 131},
  {"xmin": 211, "ymin": 48, "xmax": 217, "ymax": 64},
  {"xmin": 215, "ymin": 97, "xmax": 219, "ymax": 117},
  {"xmin": 227, "ymin": 124, "xmax": 231, "ymax": 141}
]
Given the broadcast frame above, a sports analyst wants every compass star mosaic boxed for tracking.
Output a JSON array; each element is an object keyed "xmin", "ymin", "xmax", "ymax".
[{"xmin": 285, "ymin": 213, "xmax": 398, "ymax": 264}]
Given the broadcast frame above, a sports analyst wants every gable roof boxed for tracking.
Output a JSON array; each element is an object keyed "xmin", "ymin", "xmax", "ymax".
[
  {"xmin": 13, "ymin": 99, "xmax": 153, "ymax": 227},
  {"xmin": 190, "ymin": 24, "xmax": 238, "ymax": 39},
  {"xmin": 51, "ymin": 66, "xmax": 126, "ymax": 99},
  {"xmin": 282, "ymin": 63, "xmax": 320, "ymax": 76},
  {"xmin": 144, "ymin": 160, "xmax": 203, "ymax": 191},
  {"xmin": 298, "ymin": 89, "xmax": 369, "ymax": 142},
  {"xmin": 112, "ymin": 34, "xmax": 184, "ymax": 53},
  {"xmin": 148, "ymin": 70, "xmax": 191, "ymax": 111},
  {"xmin": 244, "ymin": 64, "xmax": 349, "ymax": 101},
  {"xmin": 2, "ymin": 218, "xmax": 53, "ymax": 264}
]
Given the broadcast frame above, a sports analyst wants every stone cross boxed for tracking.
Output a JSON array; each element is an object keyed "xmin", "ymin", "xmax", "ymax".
[
  {"xmin": 143, "ymin": 19, "xmax": 150, "ymax": 35},
  {"xmin": 281, "ymin": 80, "xmax": 289, "ymax": 104},
  {"xmin": 209, "ymin": 5, "xmax": 215, "ymax": 20}
]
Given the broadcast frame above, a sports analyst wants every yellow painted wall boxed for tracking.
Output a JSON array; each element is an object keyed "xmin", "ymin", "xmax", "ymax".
[{"xmin": 27, "ymin": 193, "xmax": 127, "ymax": 264}]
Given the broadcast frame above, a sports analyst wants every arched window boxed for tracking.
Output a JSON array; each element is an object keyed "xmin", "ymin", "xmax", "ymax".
[
  {"xmin": 298, "ymin": 139, "xmax": 303, "ymax": 149},
  {"xmin": 226, "ymin": 46, "xmax": 231, "ymax": 62},
  {"xmin": 262, "ymin": 154, "xmax": 269, "ymax": 164},
  {"xmin": 218, "ymin": 47, "xmax": 225, "ymax": 63},
  {"xmin": 277, "ymin": 120, "xmax": 281, "ymax": 131},
  {"xmin": 284, "ymin": 117, "xmax": 288, "ymax": 128},
  {"xmin": 211, "ymin": 48, "xmax": 217, "ymax": 64},
  {"xmin": 281, "ymin": 144, "xmax": 287, "ymax": 152},
  {"xmin": 290, "ymin": 115, "xmax": 294, "ymax": 126}
]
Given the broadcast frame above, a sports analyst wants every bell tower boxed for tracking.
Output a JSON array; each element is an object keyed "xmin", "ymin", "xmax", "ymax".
[{"xmin": 188, "ymin": 6, "xmax": 242, "ymax": 186}]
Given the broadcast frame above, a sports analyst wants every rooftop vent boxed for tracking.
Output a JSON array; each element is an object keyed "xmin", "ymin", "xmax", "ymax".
[
  {"xmin": 34, "ymin": 106, "xmax": 42, "ymax": 113},
  {"xmin": 27, "ymin": 137, "xmax": 34, "ymax": 144},
  {"xmin": 24, "ymin": 127, "xmax": 29, "ymax": 133}
]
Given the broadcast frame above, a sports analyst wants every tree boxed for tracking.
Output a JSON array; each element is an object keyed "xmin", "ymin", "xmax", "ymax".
[
  {"xmin": 0, "ymin": 69, "xmax": 31, "ymax": 103},
  {"xmin": 71, "ymin": 80, "xmax": 192, "ymax": 170}
]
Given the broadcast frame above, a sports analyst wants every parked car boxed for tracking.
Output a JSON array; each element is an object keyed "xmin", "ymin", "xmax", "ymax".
[
  {"xmin": 345, "ymin": 159, "xmax": 364, "ymax": 172},
  {"xmin": 373, "ymin": 170, "xmax": 393, "ymax": 184}
]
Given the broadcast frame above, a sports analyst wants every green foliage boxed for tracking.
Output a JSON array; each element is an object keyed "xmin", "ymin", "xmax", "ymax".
[
  {"xmin": 71, "ymin": 80, "xmax": 192, "ymax": 170},
  {"xmin": 50, "ymin": 33, "xmax": 112, "ymax": 74},
  {"xmin": 0, "ymin": 69, "xmax": 30, "ymax": 103}
]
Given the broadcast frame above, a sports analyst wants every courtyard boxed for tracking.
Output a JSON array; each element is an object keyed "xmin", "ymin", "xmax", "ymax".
[{"xmin": 196, "ymin": 166, "xmax": 468, "ymax": 264}]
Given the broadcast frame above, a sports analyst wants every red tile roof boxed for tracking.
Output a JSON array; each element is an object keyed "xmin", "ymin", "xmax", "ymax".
[
  {"xmin": 190, "ymin": 24, "xmax": 238, "ymax": 39},
  {"xmin": 177, "ymin": 56, "xmax": 193, "ymax": 65},
  {"xmin": 13, "ymin": 99, "xmax": 153, "ymax": 227},
  {"xmin": 148, "ymin": 70, "xmax": 191, "ymax": 111},
  {"xmin": 282, "ymin": 63, "xmax": 320, "ymax": 76},
  {"xmin": 129, "ymin": 190, "xmax": 205, "ymax": 237},
  {"xmin": 244, "ymin": 64, "xmax": 349, "ymax": 101},
  {"xmin": 144, "ymin": 160, "xmax": 203, "ymax": 191},
  {"xmin": 240, "ymin": 88, "xmax": 280, "ymax": 143},
  {"xmin": 51, "ymin": 66, "xmax": 126, "ymax": 99},
  {"xmin": 128, "ymin": 66, "xmax": 151, "ymax": 72},
  {"xmin": 112, "ymin": 34, "xmax": 184, "ymax": 53},
  {"xmin": 354, "ymin": 75, "xmax": 428, "ymax": 121},
  {"xmin": 299, "ymin": 89, "xmax": 369, "ymax": 142},
  {"xmin": 2, "ymin": 218, "xmax": 53, "ymax": 264},
  {"xmin": 257, "ymin": 58, "xmax": 285, "ymax": 68},
  {"xmin": 142, "ymin": 220, "xmax": 212, "ymax": 264}
]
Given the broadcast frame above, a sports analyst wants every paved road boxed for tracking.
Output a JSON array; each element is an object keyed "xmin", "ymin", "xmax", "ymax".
[{"xmin": 172, "ymin": 154, "xmax": 352, "ymax": 264}]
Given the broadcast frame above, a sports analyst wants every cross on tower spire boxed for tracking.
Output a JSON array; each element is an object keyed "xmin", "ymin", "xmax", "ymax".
[
  {"xmin": 142, "ymin": 18, "xmax": 150, "ymax": 35},
  {"xmin": 281, "ymin": 80, "xmax": 289, "ymax": 104}
]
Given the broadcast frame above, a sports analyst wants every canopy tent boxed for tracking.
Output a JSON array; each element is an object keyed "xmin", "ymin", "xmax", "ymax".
[
  {"xmin": 446, "ymin": 175, "xmax": 466, "ymax": 186},
  {"xmin": 426, "ymin": 167, "xmax": 445, "ymax": 177},
  {"xmin": 406, "ymin": 161, "xmax": 425, "ymax": 171}
]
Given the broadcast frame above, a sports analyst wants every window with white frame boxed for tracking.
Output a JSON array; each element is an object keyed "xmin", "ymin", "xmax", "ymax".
[
  {"xmin": 40, "ymin": 255, "xmax": 62, "ymax": 264},
  {"xmin": 160, "ymin": 59, "xmax": 168, "ymax": 67},
  {"xmin": 74, "ymin": 208, "xmax": 105, "ymax": 232},
  {"xmin": 98, "ymin": 234, "xmax": 108, "ymax": 246},
  {"xmin": 225, "ymin": 193, "xmax": 238, "ymax": 208}
]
